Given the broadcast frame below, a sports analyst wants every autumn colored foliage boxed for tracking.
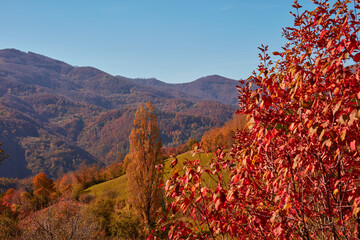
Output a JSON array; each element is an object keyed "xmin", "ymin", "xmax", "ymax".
[
  {"xmin": 19, "ymin": 201, "xmax": 104, "ymax": 239},
  {"xmin": 0, "ymin": 142, "xmax": 8, "ymax": 166},
  {"xmin": 127, "ymin": 102, "xmax": 164, "ymax": 231},
  {"xmin": 201, "ymin": 113, "xmax": 248, "ymax": 152},
  {"xmin": 162, "ymin": 0, "xmax": 360, "ymax": 239},
  {"xmin": 26, "ymin": 172, "xmax": 57, "ymax": 210}
]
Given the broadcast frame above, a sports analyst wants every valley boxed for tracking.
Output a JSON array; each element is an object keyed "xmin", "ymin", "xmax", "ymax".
[{"xmin": 0, "ymin": 49, "xmax": 239, "ymax": 178}]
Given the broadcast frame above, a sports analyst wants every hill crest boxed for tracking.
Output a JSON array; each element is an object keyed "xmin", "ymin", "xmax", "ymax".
[{"xmin": 0, "ymin": 48, "xmax": 239, "ymax": 179}]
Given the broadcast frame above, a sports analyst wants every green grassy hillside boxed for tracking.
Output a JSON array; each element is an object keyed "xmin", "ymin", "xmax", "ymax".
[
  {"xmin": 84, "ymin": 174, "xmax": 128, "ymax": 200},
  {"xmin": 85, "ymin": 151, "xmax": 213, "ymax": 201}
]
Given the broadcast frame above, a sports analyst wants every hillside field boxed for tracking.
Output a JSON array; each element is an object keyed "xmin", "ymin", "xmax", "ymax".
[{"xmin": 85, "ymin": 152, "xmax": 213, "ymax": 201}]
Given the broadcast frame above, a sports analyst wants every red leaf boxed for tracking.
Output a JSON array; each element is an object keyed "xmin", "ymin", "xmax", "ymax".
[
  {"xmin": 220, "ymin": 191, "xmax": 226, "ymax": 203},
  {"xmin": 170, "ymin": 158, "xmax": 178, "ymax": 168},
  {"xmin": 337, "ymin": 42, "xmax": 345, "ymax": 53},
  {"xmin": 320, "ymin": 30, "xmax": 327, "ymax": 39},
  {"xmin": 289, "ymin": 122, "xmax": 295, "ymax": 131},
  {"xmin": 348, "ymin": 38, "xmax": 357, "ymax": 54},
  {"xmin": 215, "ymin": 200, "xmax": 221, "ymax": 211},
  {"xmin": 233, "ymin": 174, "xmax": 240, "ymax": 184},
  {"xmin": 351, "ymin": 140, "xmax": 356, "ymax": 151},
  {"xmin": 201, "ymin": 187, "xmax": 207, "ymax": 197},
  {"xmin": 245, "ymin": 188, "xmax": 250, "ymax": 198},
  {"xmin": 274, "ymin": 224, "xmax": 283, "ymax": 236},
  {"xmin": 229, "ymin": 225, "xmax": 237, "ymax": 236},
  {"xmin": 353, "ymin": 53, "xmax": 360, "ymax": 62}
]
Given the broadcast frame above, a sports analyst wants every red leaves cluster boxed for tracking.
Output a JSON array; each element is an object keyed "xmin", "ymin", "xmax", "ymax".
[
  {"xmin": 162, "ymin": 150, "xmax": 244, "ymax": 240},
  {"xmin": 159, "ymin": 0, "xmax": 360, "ymax": 239}
]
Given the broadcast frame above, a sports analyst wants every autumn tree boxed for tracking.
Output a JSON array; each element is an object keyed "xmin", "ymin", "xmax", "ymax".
[
  {"xmin": 201, "ymin": 113, "xmax": 248, "ymax": 152},
  {"xmin": 19, "ymin": 201, "xmax": 104, "ymax": 240},
  {"xmin": 160, "ymin": 0, "xmax": 360, "ymax": 239},
  {"xmin": 57, "ymin": 174, "xmax": 73, "ymax": 195},
  {"xmin": 26, "ymin": 172, "xmax": 56, "ymax": 210},
  {"xmin": 0, "ymin": 143, "xmax": 8, "ymax": 166},
  {"xmin": 73, "ymin": 162, "xmax": 102, "ymax": 188},
  {"xmin": 126, "ymin": 102, "xmax": 163, "ymax": 232},
  {"xmin": 0, "ymin": 188, "xmax": 20, "ymax": 239}
]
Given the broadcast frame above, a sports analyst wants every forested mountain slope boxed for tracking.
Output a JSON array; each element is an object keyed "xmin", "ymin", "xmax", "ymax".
[{"xmin": 0, "ymin": 49, "xmax": 239, "ymax": 178}]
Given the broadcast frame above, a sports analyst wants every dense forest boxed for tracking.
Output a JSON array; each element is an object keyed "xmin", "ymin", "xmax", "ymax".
[
  {"xmin": 1, "ymin": 0, "xmax": 360, "ymax": 239},
  {"xmin": 0, "ymin": 49, "xmax": 238, "ymax": 178}
]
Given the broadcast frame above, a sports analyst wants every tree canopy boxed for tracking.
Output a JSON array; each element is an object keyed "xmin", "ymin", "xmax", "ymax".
[
  {"xmin": 0, "ymin": 143, "xmax": 9, "ymax": 166},
  {"xmin": 160, "ymin": 0, "xmax": 360, "ymax": 239},
  {"xmin": 126, "ymin": 102, "xmax": 163, "ymax": 232}
]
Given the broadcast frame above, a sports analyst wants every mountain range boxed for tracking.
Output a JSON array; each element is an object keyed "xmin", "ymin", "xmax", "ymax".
[{"xmin": 0, "ymin": 49, "xmax": 240, "ymax": 179}]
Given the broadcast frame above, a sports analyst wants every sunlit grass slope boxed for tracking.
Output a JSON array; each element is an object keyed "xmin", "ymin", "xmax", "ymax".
[
  {"xmin": 163, "ymin": 152, "xmax": 212, "ymax": 178},
  {"xmin": 84, "ymin": 174, "xmax": 128, "ymax": 200},
  {"xmin": 85, "ymin": 152, "xmax": 214, "ymax": 200}
]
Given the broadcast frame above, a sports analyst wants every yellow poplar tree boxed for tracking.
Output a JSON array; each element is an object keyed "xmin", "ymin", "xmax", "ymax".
[{"xmin": 126, "ymin": 102, "xmax": 163, "ymax": 230}]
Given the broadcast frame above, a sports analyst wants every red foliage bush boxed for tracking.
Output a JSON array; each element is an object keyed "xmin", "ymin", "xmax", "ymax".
[{"xmin": 159, "ymin": 1, "xmax": 360, "ymax": 239}]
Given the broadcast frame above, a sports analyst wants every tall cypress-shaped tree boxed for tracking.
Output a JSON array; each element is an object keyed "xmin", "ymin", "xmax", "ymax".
[{"xmin": 127, "ymin": 102, "xmax": 163, "ymax": 231}]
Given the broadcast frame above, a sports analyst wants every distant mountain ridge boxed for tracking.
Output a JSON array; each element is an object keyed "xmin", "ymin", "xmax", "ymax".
[
  {"xmin": 0, "ymin": 49, "xmax": 239, "ymax": 106},
  {"xmin": 131, "ymin": 75, "xmax": 239, "ymax": 106},
  {"xmin": 0, "ymin": 49, "xmax": 241, "ymax": 179}
]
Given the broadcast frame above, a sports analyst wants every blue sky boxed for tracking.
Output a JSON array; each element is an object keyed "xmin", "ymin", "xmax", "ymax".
[{"xmin": 0, "ymin": 0, "xmax": 316, "ymax": 83}]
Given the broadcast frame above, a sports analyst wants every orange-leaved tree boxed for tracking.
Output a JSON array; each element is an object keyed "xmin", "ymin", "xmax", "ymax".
[
  {"xmin": 126, "ymin": 102, "xmax": 163, "ymax": 232},
  {"xmin": 31, "ymin": 172, "xmax": 56, "ymax": 210},
  {"xmin": 160, "ymin": 0, "xmax": 360, "ymax": 239},
  {"xmin": 201, "ymin": 113, "xmax": 248, "ymax": 152}
]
